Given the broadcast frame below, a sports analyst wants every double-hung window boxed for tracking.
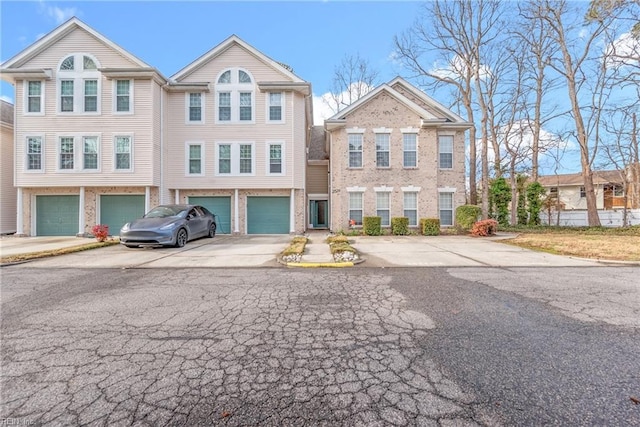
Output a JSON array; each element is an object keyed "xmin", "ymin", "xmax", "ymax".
[
  {"xmin": 84, "ymin": 80, "xmax": 98, "ymax": 112},
  {"xmin": 57, "ymin": 53, "xmax": 101, "ymax": 114},
  {"xmin": 27, "ymin": 81, "xmax": 43, "ymax": 114},
  {"xmin": 404, "ymin": 192, "xmax": 418, "ymax": 226},
  {"xmin": 186, "ymin": 143, "xmax": 203, "ymax": 175},
  {"xmin": 60, "ymin": 80, "xmax": 74, "ymax": 112},
  {"xmin": 83, "ymin": 136, "xmax": 99, "ymax": 170},
  {"xmin": 115, "ymin": 136, "xmax": 132, "ymax": 171},
  {"xmin": 239, "ymin": 144, "xmax": 252, "ymax": 173},
  {"xmin": 59, "ymin": 137, "xmax": 75, "ymax": 170},
  {"xmin": 349, "ymin": 192, "xmax": 364, "ymax": 226},
  {"xmin": 188, "ymin": 93, "xmax": 203, "ymax": 123},
  {"xmin": 439, "ymin": 192, "xmax": 454, "ymax": 226},
  {"xmin": 26, "ymin": 137, "xmax": 43, "ymax": 171},
  {"xmin": 403, "ymin": 133, "xmax": 417, "ymax": 168},
  {"xmin": 375, "ymin": 133, "xmax": 390, "ymax": 168},
  {"xmin": 268, "ymin": 92, "xmax": 283, "ymax": 122},
  {"xmin": 216, "ymin": 68, "xmax": 254, "ymax": 123},
  {"xmin": 216, "ymin": 142, "xmax": 255, "ymax": 176},
  {"xmin": 376, "ymin": 192, "xmax": 391, "ymax": 226},
  {"xmin": 439, "ymin": 134, "xmax": 454, "ymax": 169},
  {"xmin": 348, "ymin": 133, "xmax": 363, "ymax": 168},
  {"xmin": 115, "ymin": 80, "xmax": 131, "ymax": 113},
  {"xmin": 268, "ymin": 143, "xmax": 283, "ymax": 174},
  {"xmin": 218, "ymin": 144, "xmax": 231, "ymax": 174}
]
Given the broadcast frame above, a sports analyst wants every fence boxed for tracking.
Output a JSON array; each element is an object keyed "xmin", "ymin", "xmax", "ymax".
[{"xmin": 540, "ymin": 209, "xmax": 640, "ymax": 227}]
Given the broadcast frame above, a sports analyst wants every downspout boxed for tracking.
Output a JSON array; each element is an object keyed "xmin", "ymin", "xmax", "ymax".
[{"xmin": 160, "ymin": 81, "xmax": 165, "ymax": 204}]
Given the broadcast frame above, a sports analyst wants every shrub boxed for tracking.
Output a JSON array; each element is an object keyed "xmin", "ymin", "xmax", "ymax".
[
  {"xmin": 526, "ymin": 181, "xmax": 546, "ymax": 226},
  {"xmin": 489, "ymin": 177, "xmax": 511, "ymax": 226},
  {"xmin": 471, "ymin": 219, "xmax": 498, "ymax": 237},
  {"xmin": 420, "ymin": 218, "xmax": 440, "ymax": 236},
  {"xmin": 91, "ymin": 224, "xmax": 109, "ymax": 242},
  {"xmin": 391, "ymin": 217, "xmax": 410, "ymax": 235},
  {"xmin": 363, "ymin": 216, "xmax": 382, "ymax": 236},
  {"xmin": 455, "ymin": 205, "xmax": 481, "ymax": 231}
]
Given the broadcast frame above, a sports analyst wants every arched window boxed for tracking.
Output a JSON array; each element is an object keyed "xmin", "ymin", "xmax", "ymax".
[
  {"xmin": 57, "ymin": 53, "xmax": 101, "ymax": 114},
  {"xmin": 215, "ymin": 68, "xmax": 254, "ymax": 123}
]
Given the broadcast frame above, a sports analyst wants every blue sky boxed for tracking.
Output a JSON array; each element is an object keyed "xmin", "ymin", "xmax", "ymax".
[{"xmin": 1, "ymin": 0, "xmax": 422, "ymax": 123}]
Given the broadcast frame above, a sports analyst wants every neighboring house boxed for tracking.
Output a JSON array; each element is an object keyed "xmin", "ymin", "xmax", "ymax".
[
  {"xmin": 325, "ymin": 77, "xmax": 472, "ymax": 232},
  {"xmin": 1, "ymin": 18, "xmax": 167, "ymax": 237},
  {"xmin": 538, "ymin": 169, "xmax": 640, "ymax": 210},
  {"xmin": 165, "ymin": 35, "xmax": 311, "ymax": 234},
  {"xmin": 1, "ymin": 100, "xmax": 16, "ymax": 234},
  {"xmin": 307, "ymin": 125, "xmax": 329, "ymax": 229},
  {"xmin": 1, "ymin": 18, "xmax": 311, "ymax": 236}
]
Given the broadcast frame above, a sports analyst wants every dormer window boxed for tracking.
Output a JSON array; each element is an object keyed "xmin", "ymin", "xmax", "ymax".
[
  {"xmin": 57, "ymin": 53, "xmax": 101, "ymax": 114},
  {"xmin": 215, "ymin": 68, "xmax": 254, "ymax": 123}
]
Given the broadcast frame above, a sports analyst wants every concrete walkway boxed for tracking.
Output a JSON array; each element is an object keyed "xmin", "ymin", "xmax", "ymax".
[{"xmin": 299, "ymin": 231, "xmax": 335, "ymax": 263}]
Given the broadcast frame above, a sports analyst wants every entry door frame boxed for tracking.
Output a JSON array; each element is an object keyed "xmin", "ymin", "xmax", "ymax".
[{"xmin": 309, "ymin": 199, "xmax": 329, "ymax": 229}]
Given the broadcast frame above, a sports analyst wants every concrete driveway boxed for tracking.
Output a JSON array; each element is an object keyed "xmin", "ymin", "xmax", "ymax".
[{"xmin": 1, "ymin": 233, "xmax": 606, "ymax": 268}]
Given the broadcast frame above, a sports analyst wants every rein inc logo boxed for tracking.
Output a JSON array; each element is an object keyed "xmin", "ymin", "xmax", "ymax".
[{"xmin": 0, "ymin": 419, "xmax": 35, "ymax": 426}]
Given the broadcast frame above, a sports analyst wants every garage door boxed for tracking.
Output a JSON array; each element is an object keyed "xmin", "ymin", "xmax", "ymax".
[
  {"xmin": 36, "ymin": 195, "xmax": 79, "ymax": 236},
  {"xmin": 100, "ymin": 195, "xmax": 145, "ymax": 236},
  {"xmin": 247, "ymin": 196, "xmax": 290, "ymax": 234},
  {"xmin": 188, "ymin": 196, "xmax": 231, "ymax": 234}
]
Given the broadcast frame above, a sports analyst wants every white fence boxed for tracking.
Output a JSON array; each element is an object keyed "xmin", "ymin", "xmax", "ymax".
[{"xmin": 540, "ymin": 209, "xmax": 640, "ymax": 227}]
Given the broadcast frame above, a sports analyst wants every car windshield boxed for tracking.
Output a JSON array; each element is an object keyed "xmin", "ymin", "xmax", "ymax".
[{"xmin": 144, "ymin": 206, "xmax": 185, "ymax": 218}]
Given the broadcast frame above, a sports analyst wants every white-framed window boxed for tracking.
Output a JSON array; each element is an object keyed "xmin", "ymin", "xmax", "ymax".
[
  {"xmin": 114, "ymin": 79, "xmax": 132, "ymax": 113},
  {"xmin": 25, "ymin": 81, "xmax": 44, "ymax": 114},
  {"xmin": 403, "ymin": 133, "xmax": 417, "ymax": 168},
  {"xmin": 439, "ymin": 192, "xmax": 454, "ymax": 226},
  {"xmin": 349, "ymin": 192, "xmax": 364, "ymax": 226},
  {"xmin": 215, "ymin": 142, "xmax": 255, "ymax": 176},
  {"xmin": 376, "ymin": 192, "xmax": 390, "ymax": 226},
  {"xmin": 439, "ymin": 134, "xmax": 454, "ymax": 169},
  {"xmin": 82, "ymin": 136, "xmax": 99, "ymax": 171},
  {"xmin": 58, "ymin": 137, "xmax": 75, "ymax": 171},
  {"xmin": 215, "ymin": 68, "xmax": 255, "ymax": 123},
  {"xmin": 348, "ymin": 134, "xmax": 363, "ymax": 168},
  {"xmin": 403, "ymin": 192, "xmax": 418, "ymax": 226},
  {"xmin": 114, "ymin": 135, "xmax": 132, "ymax": 171},
  {"xmin": 267, "ymin": 92, "xmax": 283, "ymax": 123},
  {"xmin": 580, "ymin": 186, "xmax": 586, "ymax": 198},
  {"xmin": 185, "ymin": 142, "xmax": 204, "ymax": 176},
  {"xmin": 26, "ymin": 136, "xmax": 44, "ymax": 171},
  {"xmin": 375, "ymin": 133, "xmax": 390, "ymax": 168},
  {"xmin": 187, "ymin": 92, "xmax": 204, "ymax": 123},
  {"xmin": 57, "ymin": 53, "xmax": 101, "ymax": 114},
  {"xmin": 266, "ymin": 141, "xmax": 285, "ymax": 175}
]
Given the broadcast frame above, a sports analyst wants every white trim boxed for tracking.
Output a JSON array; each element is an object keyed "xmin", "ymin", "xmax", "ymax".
[
  {"xmin": 214, "ymin": 67, "xmax": 255, "ymax": 124},
  {"xmin": 401, "ymin": 186, "xmax": 422, "ymax": 192},
  {"xmin": 373, "ymin": 186, "xmax": 394, "ymax": 192},
  {"xmin": 81, "ymin": 134, "xmax": 102, "ymax": 172},
  {"xmin": 265, "ymin": 140, "xmax": 286, "ymax": 176},
  {"xmin": 185, "ymin": 92, "xmax": 205, "ymax": 124},
  {"xmin": 346, "ymin": 186, "xmax": 367, "ymax": 192},
  {"xmin": 400, "ymin": 127, "xmax": 420, "ymax": 134},
  {"xmin": 266, "ymin": 91, "xmax": 285, "ymax": 124},
  {"xmin": 113, "ymin": 134, "xmax": 134, "ymax": 172},
  {"xmin": 24, "ymin": 135, "xmax": 45, "ymax": 173},
  {"xmin": 372, "ymin": 127, "xmax": 392, "ymax": 134},
  {"xmin": 346, "ymin": 127, "xmax": 365, "ymax": 134},
  {"xmin": 185, "ymin": 141, "xmax": 205, "ymax": 176},
  {"xmin": 113, "ymin": 79, "xmax": 134, "ymax": 115},
  {"xmin": 56, "ymin": 53, "xmax": 102, "ymax": 115},
  {"xmin": 56, "ymin": 135, "xmax": 76, "ymax": 172},
  {"xmin": 23, "ymin": 80, "xmax": 45, "ymax": 116},
  {"xmin": 438, "ymin": 187, "xmax": 457, "ymax": 193}
]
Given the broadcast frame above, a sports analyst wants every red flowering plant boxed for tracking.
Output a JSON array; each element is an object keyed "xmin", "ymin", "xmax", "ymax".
[{"xmin": 91, "ymin": 224, "xmax": 109, "ymax": 242}]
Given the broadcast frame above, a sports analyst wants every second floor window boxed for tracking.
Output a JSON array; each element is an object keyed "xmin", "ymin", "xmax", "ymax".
[
  {"xmin": 269, "ymin": 143, "xmax": 282, "ymax": 174},
  {"xmin": 268, "ymin": 92, "xmax": 282, "ymax": 122},
  {"xmin": 115, "ymin": 136, "xmax": 132, "ymax": 170},
  {"xmin": 116, "ymin": 80, "xmax": 131, "ymax": 112},
  {"xmin": 27, "ymin": 81, "xmax": 42, "ymax": 113},
  {"xmin": 188, "ymin": 93, "xmax": 202, "ymax": 122},
  {"xmin": 27, "ymin": 137, "xmax": 43, "ymax": 170},
  {"xmin": 60, "ymin": 80, "xmax": 74, "ymax": 112},
  {"xmin": 83, "ymin": 137, "xmax": 98, "ymax": 170},
  {"xmin": 216, "ymin": 142, "xmax": 254, "ymax": 175},
  {"xmin": 239, "ymin": 92, "xmax": 252, "ymax": 121},
  {"xmin": 439, "ymin": 135, "xmax": 454, "ymax": 169},
  {"xmin": 84, "ymin": 80, "xmax": 98, "ymax": 112},
  {"xmin": 348, "ymin": 134, "xmax": 363, "ymax": 168},
  {"xmin": 218, "ymin": 144, "xmax": 231, "ymax": 174},
  {"xmin": 187, "ymin": 144, "xmax": 202, "ymax": 175},
  {"xmin": 59, "ymin": 137, "xmax": 75, "ymax": 170},
  {"xmin": 218, "ymin": 92, "xmax": 231, "ymax": 121},
  {"xmin": 375, "ymin": 133, "xmax": 390, "ymax": 168},
  {"xmin": 403, "ymin": 133, "xmax": 417, "ymax": 168},
  {"xmin": 239, "ymin": 144, "xmax": 252, "ymax": 173}
]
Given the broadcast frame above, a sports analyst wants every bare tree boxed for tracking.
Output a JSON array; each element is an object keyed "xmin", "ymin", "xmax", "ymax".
[
  {"xmin": 323, "ymin": 53, "xmax": 379, "ymax": 114},
  {"xmin": 394, "ymin": 0, "xmax": 505, "ymax": 214}
]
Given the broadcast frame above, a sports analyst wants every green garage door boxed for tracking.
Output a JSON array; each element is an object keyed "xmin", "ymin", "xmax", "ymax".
[
  {"xmin": 100, "ymin": 195, "xmax": 145, "ymax": 236},
  {"xmin": 247, "ymin": 196, "xmax": 290, "ymax": 234},
  {"xmin": 36, "ymin": 195, "xmax": 79, "ymax": 236},
  {"xmin": 189, "ymin": 196, "xmax": 231, "ymax": 234}
]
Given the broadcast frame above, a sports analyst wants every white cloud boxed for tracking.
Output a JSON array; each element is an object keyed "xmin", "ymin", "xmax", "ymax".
[
  {"xmin": 429, "ymin": 55, "xmax": 492, "ymax": 81},
  {"xmin": 605, "ymin": 32, "xmax": 640, "ymax": 68},
  {"xmin": 312, "ymin": 94, "xmax": 335, "ymax": 126},
  {"xmin": 38, "ymin": 1, "xmax": 77, "ymax": 25},
  {"xmin": 311, "ymin": 81, "xmax": 376, "ymax": 126}
]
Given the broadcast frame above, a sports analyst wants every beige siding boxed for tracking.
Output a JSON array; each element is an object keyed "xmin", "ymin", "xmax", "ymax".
[
  {"xmin": 329, "ymin": 91, "xmax": 466, "ymax": 231},
  {"xmin": 307, "ymin": 164, "xmax": 328, "ymax": 194},
  {"xmin": 1, "ymin": 119, "xmax": 16, "ymax": 234}
]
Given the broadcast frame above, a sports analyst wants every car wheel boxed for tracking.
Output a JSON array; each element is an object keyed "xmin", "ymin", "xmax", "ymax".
[
  {"xmin": 208, "ymin": 223, "xmax": 216, "ymax": 238},
  {"xmin": 175, "ymin": 228, "xmax": 188, "ymax": 248}
]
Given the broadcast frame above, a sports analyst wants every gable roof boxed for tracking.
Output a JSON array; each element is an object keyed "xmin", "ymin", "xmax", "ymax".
[
  {"xmin": 537, "ymin": 170, "xmax": 625, "ymax": 187},
  {"xmin": 1, "ymin": 17, "xmax": 152, "ymax": 70},
  {"xmin": 325, "ymin": 77, "xmax": 472, "ymax": 130},
  {"xmin": 170, "ymin": 34, "xmax": 306, "ymax": 84}
]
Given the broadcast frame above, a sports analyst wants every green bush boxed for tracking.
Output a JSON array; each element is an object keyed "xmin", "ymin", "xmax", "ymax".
[
  {"xmin": 455, "ymin": 205, "xmax": 481, "ymax": 231},
  {"xmin": 391, "ymin": 217, "xmax": 410, "ymax": 235},
  {"xmin": 420, "ymin": 218, "xmax": 440, "ymax": 236},
  {"xmin": 363, "ymin": 216, "xmax": 382, "ymax": 236}
]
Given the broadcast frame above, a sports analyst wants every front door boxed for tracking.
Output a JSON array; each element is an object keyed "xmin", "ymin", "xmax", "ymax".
[{"xmin": 310, "ymin": 200, "xmax": 328, "ymax": 228}]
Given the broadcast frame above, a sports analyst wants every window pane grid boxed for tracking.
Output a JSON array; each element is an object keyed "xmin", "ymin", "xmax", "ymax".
[
  {"xmin": 27, "ymin": 137, "xmax": 42, "ymax": 170},
  {"xmin": 83, "ymin": 137, "xmax": 98, "ymax": 169},
  {"xmin": 189, "ymin": 93, "xmax": 202, "ymax": 121},
  {"xmin": 116, "ymin": 80, "xmax": 130, "ymax": 112},
  {"xmin": 115, "ymin": 137, "xmax": 131, "ymax": 170},
  {"xmin": 348, "ymin": 134, "xmax": 363, "ymax": 168},
  {"xmin": 61, "ymin": 80, "xmax": 74, "ymax": 112},
  {"xmin": 439, "ymin": 135, "xmax": 454, "ymax": 169},
  {"xmin": 84, "ymin": 80, "xmax": 98, "ymax": 112},
  {"xmin": 349, "ymin": 192, "xmax": 363, "ymax": 225},
  {"xmin": 60, "ymin": 137, "xmax": 74, "ymax": 169},
  {"xmin": 376, "ymin": 134, "xmax": 390, "ymax": 167},
  {"xmin": 404, "ymin": 192, "xmax": 418, "ymax": 226},
  {"xmin": 239, "ymin": 144, "xmax": 252, "ymax": 173},
  {"xmin": 239, "ymin": 92, "xmax": 252, "ymax": 121},
  {"xmin": 403, "ymin": 134, "xmax": 417, "ymax": 167},
  {"xmin": 270, "ymin": 145, "xmax": 282, "ymax": 173},
  {"xmin": 28, "ymin": 81, "xmax": 42, "ymax": 113},
  {"xmin": 218, "ymin": 92, "xmax": 231, "ymax": 121},
  {"xmin": 439, "ymin": 193, "xmax": 454, "ymax": 226},
  {"xmin": 189, "ymin": 145, "xmax": 201, "ymax": 174},
  {"xmin": 219, "ymin": 144, "xmax": 231, "ymax": 174},
  {"xmin": 269, "ymin": 93, "xmax": 282, "ymax": 121}
]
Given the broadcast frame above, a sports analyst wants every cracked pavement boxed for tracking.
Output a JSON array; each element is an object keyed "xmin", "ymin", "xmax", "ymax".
[{"xmin": 1, "ymin": 268, "xmax": 500, "ymax": 426}]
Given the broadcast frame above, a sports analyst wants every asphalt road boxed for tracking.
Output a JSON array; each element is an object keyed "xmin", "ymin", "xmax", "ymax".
[{"xmin": 1, "ymin": 267, "xmax": 639, "ymax": 426}]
